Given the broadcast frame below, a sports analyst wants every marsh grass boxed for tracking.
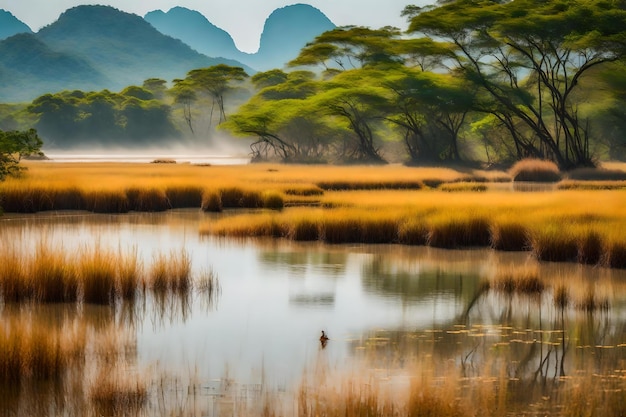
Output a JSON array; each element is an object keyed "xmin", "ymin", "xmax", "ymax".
[
  {"xmin": 601, "ymin": 237, "xmax": 626, "ymax": 269},
  {"xmin": 90, "ymin": 370, "xmax": 147, "ymax": 417},
  {"xmin": 0, "ymin": 248, "xmax": 31, "ymax": 303},
  {"xmin": 117, "ymin": 246, "xmax": 143, "ymax": 300},
  {"xmin": 427, "ymin": 214, "xmax": 491, "ymax": 248},
  {"xmin": 148, "ymin": 249, "xmax": 192, "ymax": 292},
  {"xmin": 0, "ymin": 241, "xmax": 205, "ymax": 306},
  {"xmin": 0, "ymin": 321, "xmax": 75, "ymax": 385},
  {"xmin": 490, "ymin": 266, "xmax": 544, "ymax": 295},
  {"xmin": 165, "ymin": 185, "xmax": 204, "ymax": 209},
  {"xmin": 509, "ymin": 159, "xmax": 562, "ymax": 182},
  {"xmin": 557, "ymin": 180, "xmax": 626, "ymax": 190},
  {"xmin": 317, "ymin": 179, "xmax": 425, "ymax": 191},
  {"xmin": 490, "ymin": 221, "xmax": 529, "ymax": 251},
  {"xmin": 83, "ymin": 189, "xmax": 129, "ymax": 213},
  {"xmin": 80, "ymin": 245, "xmax": 117, "ymax": 305},
  {"xmin": 529, "ymin": 225, "xmax": 579, "ymax": 263},
  {"xmin": 438, "ymin": 182, "xmax": 488, "ymax": 192},
  {"xmin": 126, "ymin": 187, "xmax": 169, "ymax": 212},
  {"xmin": 31, "ymin": 242, "xmax": 78, "ymax": 303},
  {"xmin": 201, "ymin": 189, "xmax": 223, "ymax": 212}
]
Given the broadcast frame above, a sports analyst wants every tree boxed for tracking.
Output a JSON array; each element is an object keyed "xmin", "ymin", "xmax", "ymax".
[
  {"xmin": 0, "ymin": 128, "xmax": 43, "ymax": 180},
  {"xmin": 408, "ymin": 0, "xmax": 626, "ymax": 168},
  {"xmin": 314, "ymin": 69, "xmax": 390, "ymax": 163},
  {"xmin": 223, "ymin": 71, "xmax": 338, "ymax": 162},
  {"xmin": 289, "ymin": 26, "xmax": 404, "ymax": 72},
  {"xmin": 171, "ymin": 78, "xmax": 197, "ymax": 135},
  {"xmin": 383, "ymin": 67, "xmax": 474, "ymax": 162},
  {"xmin": 185, "ymin": 64, "xmax": 249, "ymax": 127}
]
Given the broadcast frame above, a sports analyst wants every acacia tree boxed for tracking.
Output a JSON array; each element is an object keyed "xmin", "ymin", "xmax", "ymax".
[
  {"xmin": 185, "ymin": 64, "xmax": 249, "ymax": 128},
  {"xmin": 171, "ymin": 78, "xmax": 197, "ymax": 135},
  {"xmin": 383, "ymin": 67, "xmax": 474, "ymax": 162},
  {"xmin": 314, "ymin": 69, "xmax": 390, "ymax": 164},
  {"xmin": 0, "ymin": 128, "xmax": 43, "ymax": 180},
  {"xmin": 407, "ymin": 0, "xmax": 626, "ymax": 168},
  {"xmin": 223, "ymin": 70, "xmax": 338, "ymax": 162}
]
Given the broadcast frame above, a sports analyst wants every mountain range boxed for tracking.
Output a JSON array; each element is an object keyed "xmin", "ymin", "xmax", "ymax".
[{"xmin": 0, "ymin": 4, "xmax": 335, "ymax": 103}]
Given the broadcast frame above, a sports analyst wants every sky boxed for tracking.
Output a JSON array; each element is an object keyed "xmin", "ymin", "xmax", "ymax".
[{"xmin": 0, "ymin": 0, "xmax": 431, "ymax": 53}]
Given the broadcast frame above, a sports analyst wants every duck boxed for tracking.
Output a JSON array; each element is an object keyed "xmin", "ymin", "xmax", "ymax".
[{"xmin": 320, "ymin": 330, "xmax": 329, "ymax": 346}]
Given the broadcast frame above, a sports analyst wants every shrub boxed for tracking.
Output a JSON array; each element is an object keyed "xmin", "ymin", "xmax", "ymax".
[{"xmin": 509, "ymin": 159, "xmax": 561, "ymax": 183}]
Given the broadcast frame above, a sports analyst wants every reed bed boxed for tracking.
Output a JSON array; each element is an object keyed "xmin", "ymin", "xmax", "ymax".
[
  {"xmin": 4, "ymin": 161, "xmax": 626, "ymax": 270},
  {"xmin": 0, "ymin": 242, "xmax": 209, "ymax": 305},
  {"xmin": 90, "ymin": 370, "xmax": 148, "ymax": 417},
  {"xmin": 489, "ymin": 265, "xmax": 545, "ymax": 295},
  {"xmin": 0, "ymin": 319, "xmax": 83, "ymax": 385},
  {"xmin": 201, "ymin": 186, "xmax": 626, "ymax": 269}
]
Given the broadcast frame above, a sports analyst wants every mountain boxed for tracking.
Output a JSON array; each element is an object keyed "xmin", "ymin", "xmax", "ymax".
[
  {"xmin": 36, "ymin": 5, "xmax": 252, "ymax": 90},
  {"xmin": 0, "ymin": 9, "xmax": 32, "ymax": 40},
  {"xmin": 144, "ymin": 7, "xmax": 240, "ymax": 60},
  {"xmin": 145, "ymin": 4, "xmax": 335, "ymax": 71},
  {"xmin": 0, "ymin": 33, "xmax": 107, "ymax": 102},
  {"xmin": 0, "ymin": 5, "xmax": 254, "ymax": 102},
  {"xmin": 250, "ymin": 4, "xmax": 335, "ymax": 69}
]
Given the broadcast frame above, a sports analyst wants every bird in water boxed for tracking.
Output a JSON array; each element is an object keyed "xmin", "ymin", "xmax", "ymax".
[{"xmin": 320, "ymin": 330, "xmax": 329, "ymax": 348}]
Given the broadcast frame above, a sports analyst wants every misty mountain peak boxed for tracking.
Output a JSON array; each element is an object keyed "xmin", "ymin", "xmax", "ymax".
[
  {"xmin": 0, "ymin": 9, "xmax": 33, "ymax": 40},
  {"xmin": 145, "ymin": 6, "xmax": 238, "ymax": 57}
]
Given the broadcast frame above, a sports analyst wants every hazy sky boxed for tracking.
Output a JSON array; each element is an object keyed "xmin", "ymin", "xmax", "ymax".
[{"xmin": 0, "ymin": 0, "xmax": 431, "ymax": 53}]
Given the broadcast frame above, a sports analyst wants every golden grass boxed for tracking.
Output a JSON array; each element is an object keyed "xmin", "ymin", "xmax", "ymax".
[
  {"xmin": 509, "ymin": 158, "xmax": 562, "ymax": 182},
  {"xmin": 489, "ymin": 265, "xmax": 545, "ymax": 295},
  {"xmin": 79, "ymin": 244, "xmax": 117, "ymax": 305},
  {"xmin": 0, "ymin": 319, "xmax": 82, "ymax": 384},
  {"xmin": 4, "ymin": 162, "xmax": 626, "ymax": 269},
  {"xmin": 90, "ymin": 369, "xmax": 147, "ymax": 417},
  {"xmin": 0, "ymin": 240, "xmax": 208, "ymax": 305}
]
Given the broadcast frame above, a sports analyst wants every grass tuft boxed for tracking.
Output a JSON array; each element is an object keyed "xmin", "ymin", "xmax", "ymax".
[
  {"xmin": 80, "ymin": 245, "xmax": 117, "ymax": 305},
  {"xmin": 529, "ymin": 225, "xmax": 578, "ymax": 263},
  {"xmin": 509, "ymin": 159, "xmax": 561, "ymax": 182},
  {"xmin": 126, "ymin": 187, "xmax": 169, "ymax": 212},
  {"xmin": 83, "ymin": 189, "xmax": 129, "ymax": 213},
  {"xmin": 201, "ymin": 190, "xmax": 223, "ymax": 212},
  {"xmin": 262, "ymin": 190, "xmax": 285, "ymax": 210},
  {"xmin": 165, "ymin": 185, "xmax": 203, "ymax": 208},
  {"xmin": 427, "ymin": 215, "xmax": 491, "ymax": 248},
  {"xmin": 490, "ymin": 222, "xmax": 529, "ymax": 251}
]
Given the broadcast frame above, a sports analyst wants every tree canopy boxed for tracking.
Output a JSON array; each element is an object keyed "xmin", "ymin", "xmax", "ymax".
[{"xmin": 0, "ymin": 128, "xmax": 42, "ymax": 181}]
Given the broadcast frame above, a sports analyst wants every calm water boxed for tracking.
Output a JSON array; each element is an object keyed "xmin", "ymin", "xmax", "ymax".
[{"xmin": 1, "ymin": 210, "xmax": 626, "ymax": 411}]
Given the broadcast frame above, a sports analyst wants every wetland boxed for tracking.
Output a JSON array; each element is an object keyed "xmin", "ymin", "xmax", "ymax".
[{"xmin": 1, "ymin": 162, "xmax": 625, "ymax": 416}]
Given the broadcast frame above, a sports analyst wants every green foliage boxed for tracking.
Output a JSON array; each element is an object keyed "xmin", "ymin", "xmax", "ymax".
[
  {"xmin": 27, "ymin": 87, "xmax": 179, "ymax": 147},
  {"xmin": 0, "ymin": 128, "xmax": 43, "ymax": 180},
  {"xmin": 408, "ymin": 0, "xmax": 626, "ymax": 168}
]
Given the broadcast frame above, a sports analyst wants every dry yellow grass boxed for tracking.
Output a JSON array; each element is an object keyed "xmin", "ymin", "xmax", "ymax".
[{"xmin": 5, "ymin": 162, "xmax": 626, "ymax": 268}]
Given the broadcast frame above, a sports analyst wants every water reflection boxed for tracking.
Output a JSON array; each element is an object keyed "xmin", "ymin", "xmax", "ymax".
[{"xmin": 1, "ymin": 210, "xmax": 626, "ymax": 414}]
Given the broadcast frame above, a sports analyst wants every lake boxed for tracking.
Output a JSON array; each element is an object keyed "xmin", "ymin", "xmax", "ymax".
[{"xmin": 1, "ymin": 209, "xmax": 625, "ymax": 415}]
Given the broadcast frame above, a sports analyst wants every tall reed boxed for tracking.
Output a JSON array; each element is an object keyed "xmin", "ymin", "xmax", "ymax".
[
  {"xmin": 117, "ymin": 246, "xmax": 143, "ymax": 300},
  {"xmin": 31, "ymin": 242, "xmax": 78, "ymax": 303},
  {"xmin": 79, "ymin": 245, "xmax": 117, "ymax": 305},
  {"xmin": 0, "ymin": 247, "xmax": 31, "ymax": 302}
]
